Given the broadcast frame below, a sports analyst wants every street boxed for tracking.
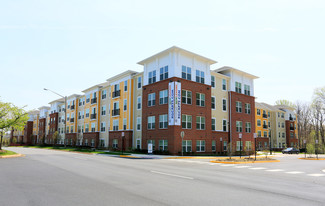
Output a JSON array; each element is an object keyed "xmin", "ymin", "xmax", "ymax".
[{"xmin": 1, "ymin": 147, "xmax": 325, "ymax": 206}]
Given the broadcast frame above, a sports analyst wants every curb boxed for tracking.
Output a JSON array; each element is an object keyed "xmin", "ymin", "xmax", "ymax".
[
  {"xmin": 0, "ymin": 154, "xmax": 25, "ymax": 159},
  {"xmin": 210, "ymin": 160, "xmax": 280, "ymax": 164},
  {"xmin": 299, "ymin": 158, "xmax": 325, "ymax": 160},
  {"xmin": 164, "ymin": 156, "xmax": 275, "ymax": 160}
]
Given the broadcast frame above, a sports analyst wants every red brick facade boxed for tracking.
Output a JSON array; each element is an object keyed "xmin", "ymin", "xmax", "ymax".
[
  {"xmin": 285, "ymin": 120, "xmax": 298, "ymax": 148},
  {"xmin": 38, "ymin": 118, "xmax": 46, "ymax": 142},
  {"xmin": 23, "ymin": 121, "xmax": 33, "ymax": 145},
  {"xmin": 109, "ymin": 131, "xmax": 133, "ymax": 151},
  {"xmin": 83, "ymin": 132, "xmax": 100, "ymax": 148}
]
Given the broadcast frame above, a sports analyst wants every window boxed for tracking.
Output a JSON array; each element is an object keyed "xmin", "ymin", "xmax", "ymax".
[
  {"xmin": 246, "ymin": 122, "xmax": 251, "ymax": 133},
  {"xmin": 113, "ymin": 101, "xmax": 119, "ymax": 116},
  {"xmin": 136, "ymin": 117, "xmax": 141, "ymax": 131},
  {"xmin": 282, "ymin": 133, "xmax": 285, "ymax": 138},
  {"xmin": 124, "ymin": 99, "xmax": 127, "ymax": 111},
  {"xmin": 244, "ymin": 84, "xmax": 250, "ymax": 96},
  {"xmin": 159, "ymin": 140, "xmax": 168, "ymax": 151},
  {"xmin": 236, "ymin": 141, "xmax": 243, "ymax": 151},
  {"xmin": 79, "ymin": 98, "xmax": 83, "ymax": 106},
  {"xmin": 159, "ymin": 90, "xmax": 168, "ymax": 105},
  {"xmin": 86, "ymin": 109, "xmax": 89, "ymax": 118},
  {"xmin": 124, "ymin": 80, "xmax": 128, "ymax": 91},
  {"xmin": 211, "ymin": 118, "xmax": 216, "ymax": 131},
  {"xmin": 100, "ymin": 122, "xmax": 106, "ymax": 132},
  {"xmin": 182, "ymin": 140, "xmax": 192, "ymax": 152},
  {"xmin": 148, "ymin": 70, "xmax": 156, "ymax": 84},
  {"xmin": 102, "ymin": 90, "xmax": 107, "ymax": 99},
  {"xmin": 148, "ymin": 140, "xmax": 155, "ymax": 151},
  {"xmin": 84, "ymin": 139, "xmax": 88, "ymax": 146},
  {"xmin": 211, "ymin": 97, "xmax": 215, "ymax": 109},
  {"xmin": 223, "ymin": 141, "xmax": 227, "ymax": 151},
  {"xmin": 258, "ymin": 130, "xmax": 262, "ymax": 137},
  {"xmin": 182, "ymin": 114, "xmax": 192, "ymax": 129},
  {"xmin": 257, "ymin": 109, "xmax": 261, "ymax": 115},
  {"xmin": 85, "ymin": 124, "xmax": 89, "ymax": 132},
  {"xmin": 212, "ymin": 140, "xmax": 216, "ymax": 152},
  {"xmin": 236, "ymin": 101, "xmax": 242, "ymax": 113},
  {"xmin": 211, "ymin": 76, "xmax": 215, "ymax": 88},
  {"xmin": 136, "ymin": 139, "xmax": 141, "ymax": 149},
  {"xmin": 236, "ymin": 121, "xmax": 242, "ymax": 132},
  {"xmin": 281, "ymin": 113, "xmax": 284, "ymax": 118},
  {"xmin": 137, "ymin": 76, "xmax": 142, "ymax": 89},
  {"xmin": 264, "ymin": 131, "xmax": 267, "ymax": 138},
  {"xmin": 222, "ymin": 99, "xmax": 227, "ymax": 111},
  {"xmin": 196, "ymin": 93, "xmax": 205, "ymax": 107},
  {"xmin": 246, "ymin": 141, "xmax": 252, "ymax": 151},
  {"xmin": 223, "ymin": 120, "xmax": 227, "ymax": 132},
  {"xmin": 182, "ymin": 90, "xmax": 192, "ymax": 104},
  {"xmin": 278, "ymin": 122, "xmax": 280, "ymax": 128},
  {"xmin": 282, "ymin": 122, "xmax": 284, "ymax": 128},
  {"xmin": 222, "ymin": 79, "xmax": 227, "ymax": 91},
  {"xmin": 113, "ymin": 120, "xmax": 119, "ymax": 131},
  {"xmin": 257, "ymin": 120, "xmax": 261, "ymax": 126},
  {"xmin": 101, "ymin": 106, "xmax": 106, "ymax": 116},
  {"xmin": 112, "ymin": 139, "xmax": 118, "ymax": 149},
  {"xmin": 235, "ymin": 82, "xmax": 242, "ymax": 93},
  {"xmin": 268, "ymin": 112, "xmax": 270, "ymax": 117},
  {"xmin": 148, "ymin": 93, "xmax": 156, "ymax": 106},
  {"xmin": 113, "ymin": 84, "xmax": 120, "ymax": 98},
  {"xmin": 91, "ymin": 123, "xmax": 96, "ymax": 132},
  {"xmin": 196, "ymin": 116, "xmax": 205, "ymax": 130},
  {"xmin": 196, "ymin": 70, "xmax": 205, "ymax": 83},
  {"xmin": 160, "ymin": 66, "xmax": 168, "ymax": 80},
  {"xmin": 137, "ymin": 96, "xmax": 141, "ymax": 109},
  {"xmin": 148, "ymin": 116, "xmax": 155, "ymax": 130},
  {"xmin": 245, "ymin": 103, "xmax": 251, "ymax": 114},
  {"xmin": 159, "ymin": 114, "xmax": 168, "ymax": 129},
  {"xmin": 123, "ymin": 118, "xmax": 127, "ymax": 130},
  {"xmin": 196, "ymin": 140, "xmax": 205, "ymax": 152},
  {"xmin": 70, "ymin": 126, "xmax": 74, "ymax": 133},
  {"xmin": 181, "ymin": 65, "xmax": 191, "ymax": 80}
]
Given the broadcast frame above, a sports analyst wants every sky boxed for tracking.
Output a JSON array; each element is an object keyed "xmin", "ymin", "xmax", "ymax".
[{"xmin": 0, "ymin": 0, "xmax": 324, "ymax": 111}]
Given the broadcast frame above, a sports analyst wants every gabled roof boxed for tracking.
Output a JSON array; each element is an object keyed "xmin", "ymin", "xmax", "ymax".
[
  {"xmin": 274, "ymin": 105, "xmax": 295, "ymax": 111},
  {"xmin": 38, "ymin": 106, "xmax": 50, "ymax": 110},
  {"xmin": 215, "ymin": 66, "xmax": 259, "ymax": 79},
  {"xmin": 106, "ymin": 70, "xmax": 138, "ymax": 82},
  {"xmin": 48, "ymin": 98, "xmax": 64, "ymax": 105},
  {"xmin": 67, "ymin": 94, "xmax": 81, "ymax": 99},
  {"xmin": 82, "ymin": 82, "xmax": 110, "ymax": 93},
  {"xmin": 137, "ymin": 46, "xmax": 217, "ymax": 65}
]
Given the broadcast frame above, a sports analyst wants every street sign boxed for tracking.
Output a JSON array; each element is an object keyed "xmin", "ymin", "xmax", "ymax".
[
  {"xmin": 303, "ymin": 139, "xmax": 306, "ymax": 144},
  {"xmin": 122, "ymin": 132, "xmax": 125, "ymax": 137},
  {"xmin": 316, "ymin": 140, "xmax": 319, "ymax": 144},
  {"xmin": 239, "ymin": 133, "xmax": 242, "ymax": 139},
  {"xmin": 180, "ymin": 131, "xmax": 185, "ymax": 138},
  {"xmin": 148, "ymin": 143, "xmax": 153, "ymax": 154},
  {"xmin": 220, "ymin": 137, "xmax": 222, "ymax": 142},
  {"xmin": 253, "ymin": 133, "xmax": 257, "ymax": 138}
]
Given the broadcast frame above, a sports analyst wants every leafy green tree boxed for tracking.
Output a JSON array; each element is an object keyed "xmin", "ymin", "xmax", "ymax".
[
  {"xmin": 53, "ymin": 131, "xmax": 59, "ymax": 146},
  {"xmin": 275, "ymin": 99, "xmax": 296, "ymax": 109},
  {"xmin": 0, "ymin": 100, "xmax": 29, "ymax": 150},
  {"xmin": 306, "ymin": 143, "xmax": 315, "ymax": 157}
]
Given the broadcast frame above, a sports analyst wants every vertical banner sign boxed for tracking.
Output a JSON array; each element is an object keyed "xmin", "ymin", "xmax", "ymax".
[
  {"xmin": 168, "ymin": 82, "xmax": 175, "ymax": 125},
  {"xmin": 174, "ymin": 82, "xmax": 181, "ymax": 125}
]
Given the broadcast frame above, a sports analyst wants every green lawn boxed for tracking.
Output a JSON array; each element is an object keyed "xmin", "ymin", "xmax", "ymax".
[{"xmin": 0, "ymin": 150, "xmax": 17, "ymax": 156}]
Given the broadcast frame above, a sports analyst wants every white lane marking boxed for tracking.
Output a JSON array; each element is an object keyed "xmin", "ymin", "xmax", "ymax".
[
  {"xmin": 266, "ymin": 169, "xmax": 284, "ymax": 172},
  {"xmin": 307, "ymin": 174, "xmax": 325, "ymax": 177},
  {"xmin": 73, "ymin": 157, "xmax": 88, "ymax": 160},
  {"xmin": 150, "ymin": 171, "xmax": 194, "ymax": 180},
  {"xmin": 235, "ymin": 166, "xmax": 251, "ymax": 168},
  {"xmin": 285, "ymin": 171, "xmax": 305, "ymax": 174},
  {"xmin": 249, "ymin": 167, "xmax": 267, "ymax": 170},
  {"xmin": 209, "ymin": 163, "xmax": 221, "ymax": 165},
  {"xmin": 220, "ymin": 164, "xmax": 235, "ymax": 167}
]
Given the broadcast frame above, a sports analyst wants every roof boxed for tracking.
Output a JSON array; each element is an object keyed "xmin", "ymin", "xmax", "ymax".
[
  {"xmin": 82, "ymin": 82, "xmax": 110, "ymax": 93},
  {"xmin": 274, "ymin": 105, "xmax": 295, "ymax": 111},
  {"xmin": 215, "ymin": 66, "xmax": 259, "ymax": 79},
  {"xmin": 48, "ymin": 98, "xmax": 64, "ymax": 104},
  {"xmin": 106, "ymin": 70, "xmax": 138, "ymax": 82},
  {"xmin": 38, "ymin": 106, "xmax": 50, "ymax": 110},
  {"xmin": 67, "ymin": 94, "xmax": 81, "ymax": 99},
  {"xmin": 137, "ymin": 46, "xmax": 217, "ymax": 65},
  {"xmin": 255, "ymin": 102, "xmax": 282, "ymax": 112}
]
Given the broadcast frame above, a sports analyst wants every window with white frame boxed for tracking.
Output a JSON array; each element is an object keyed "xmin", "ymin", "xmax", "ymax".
[
  {"xmin": 91, "ymin": 123, "xmax": 96, "ymax": 132},
  {"xmin": 100, "ymin": 122, "xmax": 105, "ymax": 132},
  {"xmin": 136, "ymin": 117, "xmax": 141, "ymax": 131},
  {"xmin": 102, "ymin": 90, "xmax": 107, "ymax": 99},
  {"xmin": 113, "ymin": 119, "xmax": 119, "ymax": 131},
  {"xmin": 211, "ymin": 76, "xmax": 215, "ymax": 88},
  {"xmin": 235, "ymin": 82, "xmax": 242, "ymax": 93},
  {"xmin": 182, "ymin": 140, "xmax": 192, "ymax": 152},
  {"xmin": 124, "ymin": 80, "xmax": 128, "ymax": 92},
  {"xmin": 222, "ymin": 79, "xmax": 227, "ymax": 91},
  {"xmin": 257, "ymin": 119, "xmax": 261, "ymax": 126},
  {"xmin": 244, "ymin": 84, "xmax": 250, "ymax": 96},
  {"xmin": 236, "ymin": 141, "xmax": 243, "ymax": 151},
  {"xmin": 236, "ymin": 121, "xmax": 243, "ymax": 132},
  {"xmin": 223, "ymin": 119, "xmax": 227, "ymax": 131},
  {"xmin": 137, "ymin": 96, "xmax": 141, "ymax": 109},
  {"xmin": 136, "ymin": 139, "xmax": 141, "ymax": 149},
  {"xmin": 182, "ymin": 114, "xmax": 192, "ymax": 129},
  {"xmin": 264, "ymin": 131, "xmax": 267, "ymax": 137},
  {"xmin": 181, "ymin": 65, "xmax": 191, "ymax": 80},
  {"xmin": 148, "ymin": 70, "xmax": 156, "ymax": 84},
  {"xmin": 160, "ymin": 66, "xmax": 168, "ymax": 81},
  {"xmin": 212, "ymin": 140, "xmax": 216, "ymax": 151},
  {"xmin": 211, "ymin": 97, "xmax": 215, "ymax": 109},
  {"xmin": 236, "ymin": 101, "xmax": 242, "ymax": 113},
  {"xmin": 223, "ymin": 141, "xmax": 227, "ymax": 151},
  {"xmin": 196, "ymin": 93, "xmax": 205, "ymax": 107},
  {"xmin": 86, "ymin": 108, "xmax": 89, "ymax": 118},
  {"xmin": 246, "ymin": 141, "xmax": 252, "ymax": 151},
  {"xmin": 159, "ymin": 140, "xmax": 168, "ymax": 151},
  {"xmin": 196, "ymin": 116, "xmax": 205, "ymax": 130},
  {"xmin": 101, "ymin": 106, "xmax": 106, "ymax": 116},
  {"xmin": 123, "ymin": 118, "xmax": 127, "ymax": 130},
  {"xmin": 137, "ymin": 76, "xmax": 142, "ymax": 89},
  {"xmin": 246, "ymin": 122, "xmax": 251, "ymax": 133},
  {"xmin": 147, "ymin": 116, "xmax": 155, "ymax": 130},
  {"xmin": 112, "ymin": 139, "xmax": 118, "ymax": 148},
  {"xmin": 282, "ymin": 122, "xmax": 284, "ymax": 128},
  {"xmin": 182, "ymin": 90, "xmax": 192, "ymax": 104},
  {"xmin": 195, "ymin": 70, "xmax": 205, "ymax": 84},
  {"xmin": 159, "ymin": 90, "xmax": 168, "ymax": 105},
  {"xmin": 148, "ymin": 140, "xmax": 155, "ymax": 151},
  {"xmin": 211, "ymin": 118, "xmax": 216, "ymax": 131},
  {"xmin": 245, "ymin": 103, "xmax": 251, "ymax": 114},
  {"xmin": 258, "ymin": 130, "xmax": 262, "ymax": 137},
  {"xmin": 148, "ymin": 93, "xmax": 156, "ymax": 107},
  {"xmin": 85, "ymin": 124, "xmax": 89, "ymax": 132},
  {"xmin": 159, "ymin": 114, "xmax": 168, "ymax": 129},
  {"xmin": 196, "ymin": 140, "xmax": 205, "ymax": 152},
  {"xmin": 222, "ymin": 99, "xmax": 227, "ymax": 111},
  {"xmin": 123, "ymin": 99, "xmax": 127, "ymax": 111}
]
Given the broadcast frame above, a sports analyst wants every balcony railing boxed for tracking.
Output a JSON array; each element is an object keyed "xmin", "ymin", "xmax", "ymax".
[
  {"xmin": 91, "ymin": 113, "xmax": 97, "ymax": 119},
  {"xmin": 263, "ymin": 114, "xmax": 268, "ymax": 118},
  {"xmin": 263, "ymin": 125, "xmax": 268, "ymax": 129},
  {"xmin": 70, "ymin": 118, "xmax": 74, "ymax": 123},
  {"xmin": 112, "ymin": 109, "xmax": 120, "ymax": 116},
  {"xmin": 112, "ymin": 90, "xmax": 121, "ymax": 98},
  {"xmin": 91, "ymin": 98, "xmax": 97, "ymax": 104},
  {"xmin": 71, "ymin": 105, "xmax": 75, "ymax": 110}
]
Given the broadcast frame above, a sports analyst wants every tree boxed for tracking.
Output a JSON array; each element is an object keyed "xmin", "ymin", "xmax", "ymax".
[
  {"xmin": 53, "ymin": 131, "xmax": 59, "ymax": 146},
  {"xmin": 0, "ymin": 100, "xmax": 29, "ymax": 150},
  {"xmin": 275, "ymin": 99, "xmax": 296, "ymax": 109}
]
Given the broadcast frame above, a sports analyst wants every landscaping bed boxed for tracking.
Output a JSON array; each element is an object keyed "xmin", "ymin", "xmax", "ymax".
[
  {"xmin": 0, "ymin": 150, "xmax": 17, "ymax": 156},
  {"xmin": 211, "ymin": 157, "xmax": 280, "ymax": 164}
]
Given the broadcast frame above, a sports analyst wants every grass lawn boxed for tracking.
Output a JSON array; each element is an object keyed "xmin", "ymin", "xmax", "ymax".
[{"xmin": 0, "ymin": 150, "xmax": 17, "ymax": 156}]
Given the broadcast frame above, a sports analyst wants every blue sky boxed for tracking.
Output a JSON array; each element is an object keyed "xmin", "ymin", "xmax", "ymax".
[{"xmin": 1, "ymin": 0, "xmax": 324, "ymax": 110}]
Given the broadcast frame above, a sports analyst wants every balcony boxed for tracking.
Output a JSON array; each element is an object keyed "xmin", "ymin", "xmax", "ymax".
[
  {"xmin": 70, "ymin": 118, "xmax": 74, "ymax": 123},
  {"xmin": 112, "ymin": 90, "xmax": 121, "ymax": 98},
  {"xmin": 102, "ymin": 94, "xmax": 106, "ymax": 99},
  {"xmin": 263, "ymin": 114, "xmax": 268, "ymax": 118},
  {"xmin": 71, "ymin": 105, "xmax": 75, "ymax": 110},
  {"xmin": 91, "ymin": 98, "xmax": 97, "ymax": 104},
  {"xmin": 263, "ymin": 125, "xmax": 268, "ymax": 129},
  {"xmin": 112, "ymin": 109, "xmax": 120, "ymax": 116},
  {"xmin": 91, "ymin": 113, "xmax": 97, "ymax": 119},
  {"xmin": 290, "ymin": 126, "xmax": 294, "ymax": 131}
]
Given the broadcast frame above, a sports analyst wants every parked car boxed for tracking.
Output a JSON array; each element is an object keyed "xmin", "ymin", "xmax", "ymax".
[{"xmin": 282, "ymin": 147, "xmax": 300, "ymax": 154}]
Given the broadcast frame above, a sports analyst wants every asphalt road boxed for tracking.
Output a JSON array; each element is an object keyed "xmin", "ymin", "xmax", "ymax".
[{"xmin": 1, "ymin": 147, "xmax": 325, "ymax": 206}]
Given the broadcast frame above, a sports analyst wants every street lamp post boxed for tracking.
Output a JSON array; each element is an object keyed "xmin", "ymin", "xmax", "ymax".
[
  {"xmin": 122, "ymin": 132, "xmax": 125, "ymax": 155},
  {"xmin": 44, "ymin": 88, "xmax": 67, "ymax": 147},
  {"xmin": 315, "ymin": 139, "xmax": 318, "ymax": 160},
  {"xmin": 181, "ymin": 131, "xmax": 185, "ymax": 156},
  {"xmin": 303, "ymin": 139, "xmax": 306, "ymax": 159},
  {"xmin": 254, "ymin": 133, "xmax": 257, "ymax": 161},
  {"xmin": 220, "ymin": 137, "xmax": 223, "ymax": 155},
  {"xmin": 239, "ymin": 133, "xmax": 242, "ymax": 159}
]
